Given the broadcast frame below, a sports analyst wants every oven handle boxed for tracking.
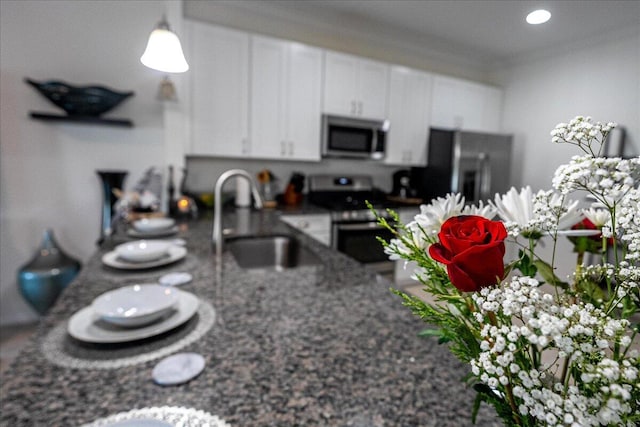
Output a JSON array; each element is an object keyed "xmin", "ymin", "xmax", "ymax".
[{"xmin": 334, "ymin": 222, "xmax": 384, "ymax": 231}]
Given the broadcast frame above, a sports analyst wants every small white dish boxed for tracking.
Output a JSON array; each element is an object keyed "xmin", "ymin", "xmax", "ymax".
[
  {"xmin": 115, "ymin": 240, "xmax": 172, "ymax": 263},
  {"xmin": 102, "ymin": 246, "xmax": 187, "ymax": 270},
  {"xmin": 152, "ymin": 352, "xmax": 206, "ymax": 386},
  {"xmin": 127, "ymin": 225, "xmax": 179, "ymax": 238},
  {"xmin": 159, "ymin": 272, "xmax": 193, "ymax": 287},
  {"xmin": 92, "ymin": 284, "xmax": 179, "ymax": 327},
  {"xmin": 133, "ymin": 217, "xmax": 176, "ymax": 233},
  {"xmin": 68, "ymin": 290, "xmax": 199, "ymax": 343}
]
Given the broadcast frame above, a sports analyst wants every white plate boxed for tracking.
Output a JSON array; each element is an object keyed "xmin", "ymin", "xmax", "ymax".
[
  {"xmin": 133, "ymin": 218, "xmax": 176, "ymax": 233},
  {"xmin": 115, "ymin": 240, "xmax": 172, "ymax": 263},
  {"xmin": 127, "ymin": 226, "xmax": 179, "ymax": 238},
  {"xmin": 92, "ymin": 284, "xmax": 180, "ymax": 327},
  {"xmin": 102, "ymin": 246, "xmax": 187, "ymax": 270},
  {"xmin": 68, "ymin": 290, "xmax": 199, "ymax": 343}
]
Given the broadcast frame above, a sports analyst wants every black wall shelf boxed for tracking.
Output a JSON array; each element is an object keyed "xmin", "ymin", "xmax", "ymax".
[{"xmin": 29, "ymin": 112, "xmax": 133, "ymax": 127}]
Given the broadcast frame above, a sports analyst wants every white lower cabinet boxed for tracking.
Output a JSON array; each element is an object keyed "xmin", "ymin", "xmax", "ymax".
[{"xmin": 280, "ymin": 213, "xmax": 331, "ymax": 246}]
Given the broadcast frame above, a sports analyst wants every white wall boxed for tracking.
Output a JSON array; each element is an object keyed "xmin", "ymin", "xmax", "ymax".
[
  {"xmin": 498, "ymin": 25, "xmax": 640, "ymax": 190},
  {"xmin": 0, "ymin": 0, "xmax": 173, "ymax": 325},
  {"xmin": 496, "ymin": 25, "xmax": 640, "ymax": 279}
]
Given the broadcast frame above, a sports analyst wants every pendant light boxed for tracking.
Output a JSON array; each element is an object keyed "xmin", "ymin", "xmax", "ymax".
[{"xmin": 140, "ymin": 15, "xmax": 189, "ymax": 73}]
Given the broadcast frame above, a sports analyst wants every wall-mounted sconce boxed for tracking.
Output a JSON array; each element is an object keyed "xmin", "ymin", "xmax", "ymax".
[{"xmin": 140, "ymin": 15, "xmax": 188, "ymax": 100}]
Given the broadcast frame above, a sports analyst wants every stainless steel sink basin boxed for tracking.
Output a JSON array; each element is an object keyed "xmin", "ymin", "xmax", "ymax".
[{"xmin": 226, "ymin": 235, "xmax": 320, "ymax": 270}]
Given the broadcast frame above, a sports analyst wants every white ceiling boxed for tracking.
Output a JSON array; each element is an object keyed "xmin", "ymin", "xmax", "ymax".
[{"xmin": 267, "ymin": 0, "xmax": 640, "ymax": 63}]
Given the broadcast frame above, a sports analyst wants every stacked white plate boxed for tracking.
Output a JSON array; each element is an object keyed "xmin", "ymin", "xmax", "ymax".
[
  {"xmin": 128, "ymin": 218, "xmax": 178, "ymax": 238},
  {"xmin": 102, "ymin": 240, "xmax": 186, "ymax": 270},
  {"xmin": 92, "ymin": 284, "xmax": 179, "ymax": 327},
  {"xmin": 68, "ymin": 285, "xmax": 200, "ymax": 343}
]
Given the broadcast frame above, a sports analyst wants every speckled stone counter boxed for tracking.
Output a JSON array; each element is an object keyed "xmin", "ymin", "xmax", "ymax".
[{"xmin": 0, "ymin": 210, "xmax": 501, "ymax": 426}]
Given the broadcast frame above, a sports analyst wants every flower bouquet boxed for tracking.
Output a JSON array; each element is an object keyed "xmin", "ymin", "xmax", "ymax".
[{"xmin": 376, "ymin": 116, "xmax": 639, "ymax": 426}]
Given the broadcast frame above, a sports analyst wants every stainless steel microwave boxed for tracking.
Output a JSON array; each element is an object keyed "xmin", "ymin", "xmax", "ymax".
[{"xmin": 321, "ymin": 114, "xmax": 389, "ymax": 160}]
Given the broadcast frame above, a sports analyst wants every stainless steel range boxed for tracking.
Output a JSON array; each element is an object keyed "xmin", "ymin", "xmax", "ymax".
[{"xmin": 308, "ymin": 175, "xmax": 396, "ymax": 276}]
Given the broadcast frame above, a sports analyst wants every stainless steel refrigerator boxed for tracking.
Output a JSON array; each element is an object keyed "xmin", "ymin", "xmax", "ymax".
[{"xmin": 410, "ymin": 127, "xmax": 513, "ymax": 205}]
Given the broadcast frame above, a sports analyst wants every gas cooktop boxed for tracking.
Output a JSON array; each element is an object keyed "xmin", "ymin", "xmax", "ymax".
[{"xmin": 307, "ymin": 174, "xmax": 398, "ymax": 221}]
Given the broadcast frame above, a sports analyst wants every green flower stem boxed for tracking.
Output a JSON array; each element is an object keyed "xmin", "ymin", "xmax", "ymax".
[{"xmin": 486, "ymin": 311, "xmax": 521, "ymax": 425}]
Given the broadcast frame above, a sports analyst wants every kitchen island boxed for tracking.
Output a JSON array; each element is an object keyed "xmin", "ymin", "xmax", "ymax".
[{"xmin": 0, "ymin": 210, "xmax": 500, "ymax": 426}]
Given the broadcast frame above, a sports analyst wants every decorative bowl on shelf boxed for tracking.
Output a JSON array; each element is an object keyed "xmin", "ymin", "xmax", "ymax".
[{"xmin": 25, "ymin": 78, "xmax": 134, "ymax": 117}]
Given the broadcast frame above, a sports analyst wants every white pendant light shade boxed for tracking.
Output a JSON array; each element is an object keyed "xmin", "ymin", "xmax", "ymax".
[{"xmin": 140, "ymin": 18, "xmax": 189, "ymax": 73}]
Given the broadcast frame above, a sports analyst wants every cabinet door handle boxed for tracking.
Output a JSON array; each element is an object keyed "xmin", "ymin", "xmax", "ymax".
[
  {"xmin": 243, "ymin": 138, "xmax": 249, "ymax": 155},
  {"xmin": 281, "ymin": 141, "xmax": 286, "ymax": 156},
  {"xmin": 288, "ymin": 141, "xmax": 294, "ymax": 156},
  {"xmin": 350, "ymin": 100, "xmax": 356, "ymax": 115},
  {"xmin": 357, "ymin": 101, "xmax": 363, "ymax": 116}
]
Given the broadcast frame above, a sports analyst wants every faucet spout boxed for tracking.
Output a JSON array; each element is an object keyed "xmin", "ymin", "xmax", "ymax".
[{"xmin": 212, "ymin": 169, "xmax": 263, "ymax": 257}]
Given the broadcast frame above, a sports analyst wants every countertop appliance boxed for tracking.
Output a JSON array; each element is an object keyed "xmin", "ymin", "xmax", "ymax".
[
  {"xmin": 308, "ymin": 174, "xmax": 395, "ymax": 277},
  {"xmin": 391, "ymin": 169, "xmax": 414, "ymax": 199},
  {"xmin": 321, "ymin": 114, "xmax": 389, "ymax": 160},
  {"xmin": 411, "ymin": 127, "xmax": 513, "ymax": 205}
]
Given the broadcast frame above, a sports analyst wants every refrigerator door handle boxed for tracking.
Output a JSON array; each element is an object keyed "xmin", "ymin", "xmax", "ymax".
[{"xmin": 477, "ymin": 152, "xmax": 491, "ymax": 202}]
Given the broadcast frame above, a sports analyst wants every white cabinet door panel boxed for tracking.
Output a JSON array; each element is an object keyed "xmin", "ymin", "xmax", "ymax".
[
  {"xmin": 287, "ymin": 43, "xmax": 322, "ymax": 161},
  {"xmin": 188, "ymin": 21, "xmax": 249, "ymax": 157},
  {"xmin": 386, "ymin": 66, "xmax": 432, "ymax": 165},
  {"xmin": 430, "ymin": 75, "xmax": 502, "ymax": 133},
  {"xmin": 323, "ymin": 51, "xmax": 389, "ymax": 120},
  {"xmin": 251, "ymin": 35, "xmax": 322, "ymax": 161},
  {"xmin": 358, "ymin": 58, "xmax": 389, "ymax": 120},
  {"xmin": 250, "ymin": 36, "xmax": 287, "ymax": 160}
]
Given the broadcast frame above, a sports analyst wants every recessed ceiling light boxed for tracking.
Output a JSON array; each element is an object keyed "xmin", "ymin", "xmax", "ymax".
[{"xmin": 526, "ymin": 9, "xmax": 551, "ymax": 25}]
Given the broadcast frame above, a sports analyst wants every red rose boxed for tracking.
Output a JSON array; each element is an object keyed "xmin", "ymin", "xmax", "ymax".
[{"xmin": 429, "ymin": 215, "xmax": 507, "ymax": 292}]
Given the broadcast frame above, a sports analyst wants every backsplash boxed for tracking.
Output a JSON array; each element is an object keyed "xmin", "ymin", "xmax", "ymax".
[{"xmin": 184, "ymin": 156, "xmax": 402, "ymax": 195}]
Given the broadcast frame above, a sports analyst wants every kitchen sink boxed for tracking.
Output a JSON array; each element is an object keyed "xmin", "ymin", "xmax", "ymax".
[{"xmin": 226, "ymin": 235, "xmax": 320, "ymax": 271}]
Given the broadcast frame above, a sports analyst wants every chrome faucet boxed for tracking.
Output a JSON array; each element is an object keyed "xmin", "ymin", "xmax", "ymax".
[{"xmin": 212, "ymin": 169, "xmax": 263, "ymax": 257}]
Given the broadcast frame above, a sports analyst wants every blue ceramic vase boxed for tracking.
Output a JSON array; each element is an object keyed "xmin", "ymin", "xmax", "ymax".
[{"xmin": 18, "ymin": 229, "xmax": 81, "ymax": 315}]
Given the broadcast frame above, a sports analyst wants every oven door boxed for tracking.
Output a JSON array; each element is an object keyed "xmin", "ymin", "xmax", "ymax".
[{"xmin": 332, "ymin": 221, "xmax": 395, "ymax": 276}]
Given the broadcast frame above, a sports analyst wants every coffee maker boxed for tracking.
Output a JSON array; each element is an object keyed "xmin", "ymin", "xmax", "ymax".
[{"xmin": 391, "ymin": 169, "xmax": 413, "ymax": 198}]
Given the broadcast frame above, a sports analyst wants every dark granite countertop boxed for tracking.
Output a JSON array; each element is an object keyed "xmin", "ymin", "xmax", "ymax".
[{"xmin": 0, "ymin": 210, "xmax": 500, "ymax": 426}]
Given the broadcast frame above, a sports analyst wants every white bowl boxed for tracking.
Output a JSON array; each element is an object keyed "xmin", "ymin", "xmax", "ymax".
[
  {"xmin": 92, "ymin": 284, "xmax": 180, "ymax": 327},
  {"xmin": 115, "ymin": 240, "xmax": 171, "ymax": 263},
  {"xmin": 133, "ymin": 218, "xmax": 175, "ymax": 233}
]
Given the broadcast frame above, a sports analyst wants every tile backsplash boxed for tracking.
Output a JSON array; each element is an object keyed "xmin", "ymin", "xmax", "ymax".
[{"xmin": 183, "ymin": 156, "xmax": 402, "ymax": 195}]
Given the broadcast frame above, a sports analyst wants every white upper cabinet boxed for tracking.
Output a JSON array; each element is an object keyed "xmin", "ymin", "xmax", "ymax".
[
  {"xmin": 430, "ymin": 75, "xmax": 503, "ymax": 133},
  {"xmin": 250, "ymin": 35, "xmax": 322, "ymax": 161},
  {"xmin": 186, "ymin": 21, "xmax": 250, "ymax": 157},
  {"xmin": 323, "ymin": 51, "xmax": 389, "ymax": 120},
  {"xmin": 385, "ymin": 67, "xmax": 433, "ymax": 166}
]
